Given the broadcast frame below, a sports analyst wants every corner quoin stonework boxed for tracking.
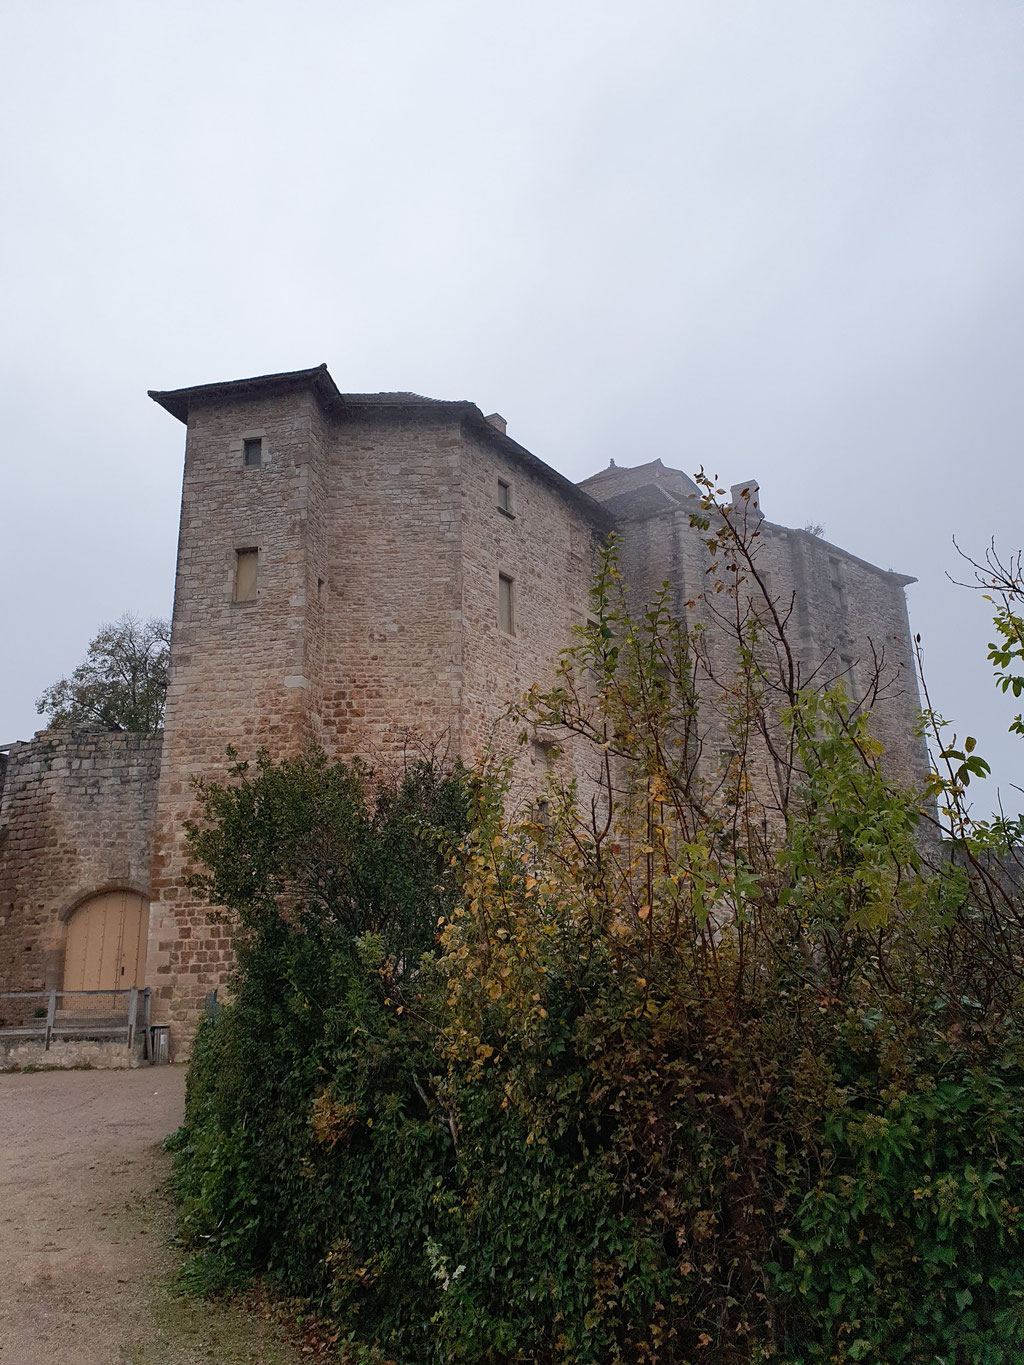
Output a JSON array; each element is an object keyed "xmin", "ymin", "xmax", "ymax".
[{"xmin": 0, "ymin": 364, "xmax": 928, "ymax": 1050}]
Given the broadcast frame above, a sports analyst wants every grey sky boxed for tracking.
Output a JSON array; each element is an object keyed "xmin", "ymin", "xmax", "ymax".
[{"xmin": 2, "ymin": 0, "xmax": 1022, "ymax": 811}]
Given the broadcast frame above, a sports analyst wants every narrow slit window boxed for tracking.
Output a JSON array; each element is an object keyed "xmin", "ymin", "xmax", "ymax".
[
  {"xmin": 497, "ymin": 478, "xmax": 513, "ymax": 515},
  {"xmin": 243, "ymin": 438, "xmax": 263, "ymax": 467},
  {"xmin": 234, "ymin": 548, "xmax": 258, "ymax": 602},
  {"xmin": 498, "ymin": 573, "xmax": 514, "ymax": 635},
  {"xmin": 828, "ymin": 556, "xmax": 847, "ymax": 610}
]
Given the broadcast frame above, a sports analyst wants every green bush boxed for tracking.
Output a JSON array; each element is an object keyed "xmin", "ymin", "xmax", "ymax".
[
  {"xmin": 771, "ymin": 1072, "xmax": 1024, "ymax": 1362},
  {"xmin": 172, "ymin": 512, "xmax": 1024, "ymax": 1362},
  {"xmin": 171, "ymin": 753, "xmax": 467, "ymax": 1357},
  {"xmin": 172, "ymin": 742, "xmax": 1024, "ymax": 1362}
]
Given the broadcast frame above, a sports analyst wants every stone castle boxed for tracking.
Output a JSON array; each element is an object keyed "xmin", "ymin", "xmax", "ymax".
[{"xmin": 0, "ymin": 364, "xmax": 925, "ymax": 1048}]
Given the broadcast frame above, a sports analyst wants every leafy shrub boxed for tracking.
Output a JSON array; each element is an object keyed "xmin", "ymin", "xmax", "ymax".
[
  {"xmin": 771, "ymin": 1072, "xmax": 1024, "ymax": 1361},
  {"xmin": 171, "ymin": 753, "xmax": 468, "ymax": 1356},
  {"xmin": 173, "ymin": 498, "xmax": 1024, "ymax": 1362}
]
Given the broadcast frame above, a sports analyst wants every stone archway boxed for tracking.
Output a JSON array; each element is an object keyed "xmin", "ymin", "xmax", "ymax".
[{"xmin": 63, "ymin": 890, "xmax": 150, "ymax": 994}]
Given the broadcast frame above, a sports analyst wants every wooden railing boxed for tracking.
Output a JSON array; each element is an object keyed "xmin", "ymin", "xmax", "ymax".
[{"xmin": 0, "ymin": 987, "xmax": 151, "ymax": 1054}]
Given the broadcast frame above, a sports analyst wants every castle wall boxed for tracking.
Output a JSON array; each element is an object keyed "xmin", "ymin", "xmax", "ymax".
[
  {"xmin": 782, "ymin": 526, "xmax": 925, "ymax": 781},
  {"xmin": 130, "ymin": 368, "xmax": 929, "ymax": 1046},
  {"xmin": 457, "ymin": 423, "xmax": 608, "ymax": 805},
  {"xmin": 319, "ymin": 406, "xmax": 466, "ymax": 761},
  {"xmin": 147, "ymin": 390, "xmax": 330, "ymax": 1034},
  {"xmin": 613, "ymin": 504, "xmax": 926, "ymax": 792},
  {"xmin": 613, "ymin": 503, "xmax": 711, "ymax": 626},
  {"xmin": 0, "ymin": 731, "xmax": 160, "ymax": 997},
  {"xmin": 0, "ymin": 367, "xmax": 933, "ymax": 1053}
]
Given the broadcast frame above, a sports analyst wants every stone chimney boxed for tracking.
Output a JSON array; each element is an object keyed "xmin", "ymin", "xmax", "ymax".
[
  {"xmin": 730, "ymin": 479, "xmax": 762, "ymax": 524},
  {"xmin": 485, "ymin": 413, "xmax": 507, "ymax": 435}
]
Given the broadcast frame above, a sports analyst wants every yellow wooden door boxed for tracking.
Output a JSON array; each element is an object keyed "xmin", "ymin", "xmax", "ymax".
[{"xmin": 63, "ymin": 892, "xmax": 149, "ymax": 996}]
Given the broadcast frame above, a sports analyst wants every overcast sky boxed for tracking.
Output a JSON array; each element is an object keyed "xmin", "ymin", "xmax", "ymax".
[{"xmin": 2, "ymin": 0, "xmax": 1022, "ymax": 813}]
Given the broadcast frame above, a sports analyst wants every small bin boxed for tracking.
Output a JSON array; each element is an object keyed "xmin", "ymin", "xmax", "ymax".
[{"xmin": 149, "ymin": 1024, "xmax": 171, "ymax": 1065}]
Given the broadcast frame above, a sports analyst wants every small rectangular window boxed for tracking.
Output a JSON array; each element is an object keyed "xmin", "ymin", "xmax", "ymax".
[
  {"xmin": 497, "ymin": 478, "xmax": 513, "ymax": 516},
  {"xmin": 234, "ymin": 548, "xmax": 258, "ymax": 602},
  {"xmin": 498, "ymin": 573, "xmax": 514, "ymax": 635},
  {"xmin": 243, "ymin": 438, "xmax": 263, "ymax": 467}
]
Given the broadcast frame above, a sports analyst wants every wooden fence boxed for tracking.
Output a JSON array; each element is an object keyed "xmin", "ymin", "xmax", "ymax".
[{"xmin": 0, "ymin": 987, "xmax": 152, "ymax": 1056}]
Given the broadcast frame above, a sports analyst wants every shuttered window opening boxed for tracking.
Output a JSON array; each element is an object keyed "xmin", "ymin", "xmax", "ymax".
[{"xmin": 234, "ymin": 548, "xmax": 258, "ymax": 602}]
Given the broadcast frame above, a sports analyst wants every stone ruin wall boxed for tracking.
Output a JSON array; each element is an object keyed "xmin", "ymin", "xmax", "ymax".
[{"xmin": 0, "ymin": 731, "xmax": 161, "ymax": 1006}]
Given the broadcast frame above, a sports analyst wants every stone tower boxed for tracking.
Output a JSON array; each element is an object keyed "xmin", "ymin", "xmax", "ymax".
[
  {"xmin": 144, "ymin": 366, "xmax": 610, "ymax": 1036},
  {"xmin": 145, "ymin": 368, "xmax": 333, "ymax": 1031}
]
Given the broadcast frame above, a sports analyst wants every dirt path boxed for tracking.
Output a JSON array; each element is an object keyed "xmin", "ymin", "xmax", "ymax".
[{"xmin": 0, "ymin": 1067, "xmax": 305, "ymax": 1365}]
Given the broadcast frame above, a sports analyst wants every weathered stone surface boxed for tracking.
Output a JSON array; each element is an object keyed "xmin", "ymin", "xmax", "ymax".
[
  {"xmin": 0, "ymin": 732, "xmax": 161, "ymax": 994},
  {"xmin": 0, "ymin": 368, "xmax": 927, "ymax": 1051},
  {"xmin": 0, "ymin": 1034, "xmax": 147, "ymax": 1071}
]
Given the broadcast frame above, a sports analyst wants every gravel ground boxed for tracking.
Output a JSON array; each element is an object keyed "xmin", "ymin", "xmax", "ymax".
[{"xmin": 0, "ymin": 1066, "xmax": 305, "ymax": 1364}]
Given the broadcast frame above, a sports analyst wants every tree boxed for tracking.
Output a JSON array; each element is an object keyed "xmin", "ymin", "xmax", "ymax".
[{"xmin": 36, "ymin": 614, "xmax": 170, "ymax": 732}]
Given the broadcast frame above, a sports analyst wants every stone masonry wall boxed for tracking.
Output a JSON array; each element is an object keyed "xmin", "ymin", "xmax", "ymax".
[
  {"xmin": 148, "ymin": 393, "xmax": 617, "ymax": 1043},
  {"xmin": 142, "ymin": 372, "xmax": 927, "ymax": 1047},
  {"xmin": 611, "ymin": 501, "xmax": 927, "ymax": 792},
  {"xmin": 783, "ymin": 524, "xmax": 925, "ymax": 781},
  {"xmin": 319, "ymin": 406, "xmax": 466, "ymax": 761},
  {"xmin": 147, "ymin": 390, "xmax": 330, "ymax": 1037},
  {"xmin": 0, "ymin": 730, "xmax": 161, "ymax": 997},
  {"xmin": 0, "ymin": 1034, "xmax": 148, "ymax": 1072},
  {"xmin": 457, "ymin": 422, "xmax": 609, "ymax": 809}
]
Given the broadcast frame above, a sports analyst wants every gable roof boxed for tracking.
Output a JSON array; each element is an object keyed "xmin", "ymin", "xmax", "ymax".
[{"xmin": 579, "ymin": 457, "xmax": 701, "ymax": 502}]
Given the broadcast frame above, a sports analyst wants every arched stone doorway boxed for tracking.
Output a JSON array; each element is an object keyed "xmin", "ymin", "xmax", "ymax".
[{"xmin": 63, "ymin": 891, "xmax": 150, "ymax": 994}]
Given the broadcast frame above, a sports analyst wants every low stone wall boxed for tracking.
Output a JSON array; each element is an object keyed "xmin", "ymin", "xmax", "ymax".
[
  {"xmin": 0, "ymin": 1034, "xmax": 148, "ymax": 1071},
  {"xmin": 0, "ymin": 730, "xmax": 162, "ymax": 993}
]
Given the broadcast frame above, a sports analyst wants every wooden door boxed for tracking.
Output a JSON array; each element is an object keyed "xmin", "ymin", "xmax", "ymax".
[{"xmin": 63, "ymin": 891, "xmax": 149, "ymax": 996}]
